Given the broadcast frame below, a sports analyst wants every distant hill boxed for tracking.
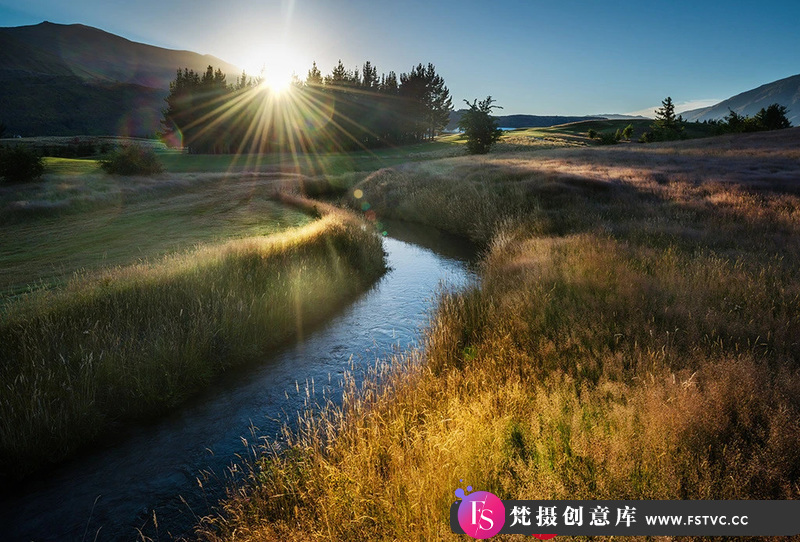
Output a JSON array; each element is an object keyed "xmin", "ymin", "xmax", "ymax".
[
  {"xmin": 682, "ymin": 73, "xmax": 800, "ymax": 126},
  {"xmin": 0, "ymin": 22, "xmax": 241, "ymax": 137},
  {"xmin": 593, "ymin": 114, "xmax": 650, "ymax": 120},
  {"xmin": 446, "ymin": 110, "xmax": 605, "ymax": 131}
]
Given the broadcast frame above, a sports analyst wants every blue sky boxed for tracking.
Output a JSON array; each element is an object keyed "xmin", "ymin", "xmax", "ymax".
[{"xmin": 1, "ymin": 0, "xmax": 798, "ymax": 115}]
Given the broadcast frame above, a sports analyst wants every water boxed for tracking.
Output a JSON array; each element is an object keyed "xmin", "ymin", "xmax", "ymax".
[{"xmin": 1, "ymin": 221, "xmax": 476, "ymax": 541}]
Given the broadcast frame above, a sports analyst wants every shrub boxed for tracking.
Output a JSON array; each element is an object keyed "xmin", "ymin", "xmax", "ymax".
[
  {"xmin": 587, "ymin": 129, "xmax": 597, "ymax": 139},
  {"xmin": 597, "ymin": 131, "xmax": 619, "ymax": 145},
  {"xmin": 0, "ymin": 145, "xmax": 44, "ymax": 183},
  {"xmin": 621, "ymin": 123, "xmax": 634, "ymax": 140},
  {"xmin": 100, "ymin": 145, "xmax": 164, "ymax": 175},
  {"xmin": 458, "ymin": 96, "xmax": 503, "ymax": 154}
]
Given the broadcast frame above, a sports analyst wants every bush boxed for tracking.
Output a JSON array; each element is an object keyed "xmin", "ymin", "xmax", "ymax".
[
  {"xmin": 597, "ymin": 131, "xmax": 620, "ymax": 145},
  {"xmin": 458, "ymin": 96, "xmax": 503, "ymax": 154},
  {"xmin": 639, "ymin": 131, "xmax": 654, "ymax": 143},
  {"xmin": 101, "ymin": 145, "xmax": 164, "ymax": 175},
  {"xmin": 621, "ymin": 123, "xmax": 634, "ymax": 140},
  {"xmin": 587, "ymin": 129, "xmax": 597, "ymax": 139},
  {"xmin": 0, "ymin": 145, "xmax": 44, "ymax": 183}
]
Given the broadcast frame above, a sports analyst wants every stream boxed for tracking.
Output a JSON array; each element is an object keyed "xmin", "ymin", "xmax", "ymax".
[{"xmin": 2, "ymin": 221, "xmax": 477, "ymax": 541}]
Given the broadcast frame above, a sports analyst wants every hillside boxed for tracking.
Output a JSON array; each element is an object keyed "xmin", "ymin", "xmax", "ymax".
[
  {"xmin": 446, "ymin": 110, "xmax": 604, "ymax": 131},
  {"xmin": 0, "ymin": 22, "xmax": 241, "ymax": 137},
  {"xmin": 682, "ymin": 73, "xmax": 800, "ymax": 125}
]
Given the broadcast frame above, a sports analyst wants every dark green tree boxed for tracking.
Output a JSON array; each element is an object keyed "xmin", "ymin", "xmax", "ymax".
[
  {"xmin": 622, "ymin": 123, "xmax": 634, "ymax": 140},
  {"xmin": 755, "ymin": 103, "xmax": 791, "ymax": 130},
  {"xmin": 0, "ymin": 145, "xmax": 44, "ymax": 183},
  {"xmin": 651, "ymin": 96, "xmax": 683, "ymax": 140},
  {"xmin": 458, "ymin": 96, "xmax": 503, "ymax": 154},
  {"xmin": 398, "ymin": 63, "xmax": 452, "ymax": 141},
  {"xmin": 361, "ymin": 61, "xmax": 379, "ymax": 90},
  {"xmin": 722, "ymin": 109, "xmax": 746, "ymax": 133},
  {"xmin": 326, "ymin": 60, "xmax": 357, "ymax": 87},
  {"xmin": 306, "ymin": 62, "xmax": 323, "ymax": 87},
  {"xmin": 101, "ymin": 145, "xmax": 164, "ymax": 175}
]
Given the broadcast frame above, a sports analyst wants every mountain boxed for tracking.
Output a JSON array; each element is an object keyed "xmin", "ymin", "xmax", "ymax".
[
  {"xmin": 0, "ymin": 22, "xmax": 241, "ymax": 137},
  {"xmin": 682, "ymin": 73, "xmax": 800, "ymax": 126},
  {"xmin": 446, "ymin": 111, "xmax": 605, "ymax": 131},
  {"xmin": 593, "ymin": 114, "xmax": 650, "ymax": 120}
]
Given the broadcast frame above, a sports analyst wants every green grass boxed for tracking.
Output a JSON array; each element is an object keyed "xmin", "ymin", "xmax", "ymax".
[
  {"xmin": 42, "ymin": 157, "xmax": 103, "ymax": 176},
  {"xmin": 0, "ymin": 175, "xmax": 312, "ymax": 296},
  {"xmin": 442, "ymin": 119, "xmax": 719, "ymax": 151},
  {"xmin": 33, "ymin": 140, "xmax": 460, "ymax": 179},
  {"xmin": 156, "ymin": 141, "xmax": 459, "ymax": 175},
  {"xmin": 201, "ymin": 128, "xmax": 800, "ymax": 541},
  {"xmin": 0, "ymin": 197, "xmax": 386, "ymax": 478}
]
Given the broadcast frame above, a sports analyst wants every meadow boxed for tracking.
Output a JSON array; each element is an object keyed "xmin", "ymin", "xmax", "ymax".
[
  {"xmin": 199, "ymin": 128, "xmax": 800, "ymax": 540},
  {"xmin": 0, "ymin": 171, "xmax": 386, "ymax": 477}
]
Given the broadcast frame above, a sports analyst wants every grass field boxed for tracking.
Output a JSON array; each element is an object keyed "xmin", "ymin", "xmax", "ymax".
[
  {"xmin": 17, "ymin": 140, "xmax": 461, "ymax": 179},
  {"xmin": 28, "ymin": 118, "xmax": 716, "ymax": 180},
  {"xmin": 201, "ymin": 128, "xmax": 800, "ymax": 540},
  {"xmin": 442, "ymin": 118, "xmax": 719, "ymax": 151},
  {"xmin": 0, "ymin": 174, "xmax": 386, "ymax": 477},
  {"xmin": 0, "ymin": 173, "xmax": 312, "ymax": 296}
]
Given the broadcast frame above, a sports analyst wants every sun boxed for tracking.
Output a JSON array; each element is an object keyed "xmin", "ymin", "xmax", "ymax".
[
  {"xmin": 241, "ymin": 47, "xmax": 300, "ymax": 94},
  {"xmin": 260, "ymin": 69, "xmax": 294, "ymax": 94}
]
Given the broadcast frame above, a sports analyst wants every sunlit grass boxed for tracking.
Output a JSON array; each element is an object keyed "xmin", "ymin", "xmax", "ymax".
[
  {"xmin": 201, "ymin": 128, "xmax": 800, "ymax": 540},
  {"xmin": 0, "ymin": 174, "xmax": 312, "ymax": 297},
  {"xmin": 0, "ymin": 197, "xmax": 386, "ymax": 478},
  {"xmin": 42, "ymin": 156, "xmax": 103, "ymax": 176}
]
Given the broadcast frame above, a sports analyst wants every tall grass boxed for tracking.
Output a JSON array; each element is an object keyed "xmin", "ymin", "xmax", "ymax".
[
  {"xmin": 0, "ymin": 200, "xmax": 386, "ymax": 478},
  {"xmin": 201, "ymin": 129, "xmax": 800, "ymax": 540}
]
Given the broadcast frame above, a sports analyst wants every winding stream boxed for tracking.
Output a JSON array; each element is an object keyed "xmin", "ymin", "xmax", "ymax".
[{"xmin": 2, "ymin": 221, "xmax": 476, "ymax": 541}]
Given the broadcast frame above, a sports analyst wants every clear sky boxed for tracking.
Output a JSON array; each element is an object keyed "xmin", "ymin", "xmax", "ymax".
[{"xmin": 1, "ymin": 0, "xmax": 798, "ymax": 115}]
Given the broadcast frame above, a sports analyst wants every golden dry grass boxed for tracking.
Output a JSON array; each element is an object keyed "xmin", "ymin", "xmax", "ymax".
[
  {"xmin": 199, "ymin": 129, "xmax": 800, "ymax": 541},
  {"xmin": 0, "ymin": 197, "xmax": 386, "ymax": 478}
]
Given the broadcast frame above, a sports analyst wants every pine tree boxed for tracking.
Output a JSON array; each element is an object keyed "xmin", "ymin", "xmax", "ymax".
[
  {"xmin": 306, "ymin": 62, "xmax": 323, "ymax": 87},
  {"xmin": 361, "ymin": 61, "xmax": 379, "ymax": 90},
  {"xmin": 423, "ymin": 63, "xmax": 452, "ymax": 140},
  {"xmin": 652, "ymin": 96, "xmax": 683, "ymax": 140},
  {"xmin": 755, "ymin": 103, "xmax": 791, "ymax": 130},
  {"xmin": 654, "ymin": 97, "xmax": 676, "ymax": 130}
]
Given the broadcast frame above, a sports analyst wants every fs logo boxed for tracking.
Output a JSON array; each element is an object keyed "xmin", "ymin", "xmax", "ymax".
[{"xmin": 455, "ymin": 483, "xmax": 505, "ymax": 539}]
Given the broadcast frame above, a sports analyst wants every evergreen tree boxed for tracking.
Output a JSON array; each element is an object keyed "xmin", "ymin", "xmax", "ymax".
[
  {"xmin": 654, "ymin": 97, "xmax": 676, "ymax": 130},
  {"xmin": 398, "ymin": 63, "xmax": 452, "ymax": 142},
  {"xmin": 326, "ymin": 60, "xmax": 354, "ymax": 87},
  {"xmin": 361, "ymin": 61, "xmax": 379, "ymax": 90},
  {"xmin": 306, "ymin": 62, "xmax": 323, "ymax": 87},
  {"xmin": 423, "ymin": 63, "xmax": 453, "ymax": 140},
  {"xmin": 755, "ymin": 103, "xmax": 791, "ymax": 130},
  {"xmin": 652, "ymin": 96, "xmax": 683, "ymax": 140},
  {"xmin": 380, "ymin": 71, "xmax": 399, "ymax": 95}
]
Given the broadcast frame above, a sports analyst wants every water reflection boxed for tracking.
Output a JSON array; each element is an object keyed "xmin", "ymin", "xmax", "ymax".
[{"xmin": 2, "ymin": 223, "xmax": 476, "ymax": 541}]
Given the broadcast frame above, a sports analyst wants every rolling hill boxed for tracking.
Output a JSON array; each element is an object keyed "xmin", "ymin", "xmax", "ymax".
[
  {"xmin": 682, "ymin": 73, "xmax": 800, "ymax": 126},
  {"xmin": 0, "ymin": 22, "xmax": 241, "ymax": 137},
  {"xmin": 446, "ymin": 111, "xmax": 605, "ymax": 131}
]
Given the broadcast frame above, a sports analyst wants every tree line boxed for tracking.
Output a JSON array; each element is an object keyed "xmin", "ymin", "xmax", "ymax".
[
  {"xmin": 639, "ymin": 97, "xmax": 791, "ymax": 142},
  {"xmin": 161, "ymin": 61, "xmax": 452, "ymax": 154}
]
